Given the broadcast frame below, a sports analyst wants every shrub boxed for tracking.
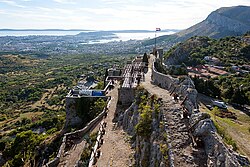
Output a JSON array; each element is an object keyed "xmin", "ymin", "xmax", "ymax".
[{"xmin": 160, "ymin": 143, "xmax": 169, "ymax": 161}]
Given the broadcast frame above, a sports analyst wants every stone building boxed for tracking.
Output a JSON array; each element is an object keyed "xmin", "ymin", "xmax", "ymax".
[{"xmin": 118, "ymin": 57, "xmax": 145, "ymax": 105}]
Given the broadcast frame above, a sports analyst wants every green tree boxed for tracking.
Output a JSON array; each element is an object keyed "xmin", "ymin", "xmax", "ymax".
[
  {"xmin": 89, "ymin": 98, "xmax": 106, "ymax": 117},
  {"xmin": 230, "ymin": 88, "xmax": 247, "ymax": 105},
  {"xmin": 222, "ymin": 86, "xmax": 234, "ymax": 100},
  {"xmin": 241, "ymin": 45, "xmax": 250, "ymax": 60},
  {"xmin": 4, "ymin": 130, "xmax": 44, "ymax": 166},
  {"xmin": 135, "ymin": 105, "xmax": 152, "ymax": 138}
]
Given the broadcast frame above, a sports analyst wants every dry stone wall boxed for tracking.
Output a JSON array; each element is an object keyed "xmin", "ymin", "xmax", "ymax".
[{"xmin": 152, "ymin": 62, "xmax": 198, "ymax": 113}]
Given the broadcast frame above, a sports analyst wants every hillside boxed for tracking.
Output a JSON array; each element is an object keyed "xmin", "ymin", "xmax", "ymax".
[
  {"xmin": 0, "ymin": 54, "xmax": 129, "ymax": 166},
  {"xmin": 164, "ymin": 33, "xmax": 250, "ymax": 100},
  {"xmin": 177, "ymin": 5, "xmax": 250, "ymax": 39},
  {"xmin": 161, "ymin": 33, "xmax": 250, "ymax": 108},
  {"xmin": 164, "ymin": 33, "xmax": 250, "ymax": 66},
  {"xmin": 143, "ymin": 6, "xmax": 250, "ymax": 47}
]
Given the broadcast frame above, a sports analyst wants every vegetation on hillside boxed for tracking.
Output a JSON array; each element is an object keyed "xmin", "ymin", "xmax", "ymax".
[
  {"xmin": 163, "ymin": 34, "xmax": 250, "ymax": 104},
  {"xmin": 135, "ymin": 87, "xmax": 160, "ymax": 139},
  {"xmin": 193, "ymin": 74, "xmax": 250, "ymax": 105},
  {"xmin": 164, "ymin": 35, "xmax": 250, "ymax": 66},
  {"xmin": 0, "ymin": 53, "xmax": 131, "ymax": 166}
]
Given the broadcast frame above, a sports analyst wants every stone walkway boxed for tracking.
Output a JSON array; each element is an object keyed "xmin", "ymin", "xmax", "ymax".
[
  {"xmin": 141, "ymin": 55, "xmax": 207, "ymax": 166},
  {"xmin": 59, "ymin": 55, "xmax": 207, "ymax": 167},
  {"xmin": 95, "ymin": 85, "xmax": 133, "ymax": 167}
]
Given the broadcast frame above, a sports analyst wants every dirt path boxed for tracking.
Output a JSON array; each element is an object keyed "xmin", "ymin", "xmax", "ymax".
[
  {"xmin": 58, "ymin": 85, "xmax": 132, "ymax": 167},
  {"xmin": 58, "ymin": 138, "xmax": 87, "ymax": 167},
  {"xmin": 141, "ymin": 55, "xmax": 207, "ymax": 166},
  {"xmin": 95, "ymin": 86, "xmax": 133, "ymax": 167},
  {"xmin": 31, "ymin": 84, "xmax": 65, "ymax": 111}
]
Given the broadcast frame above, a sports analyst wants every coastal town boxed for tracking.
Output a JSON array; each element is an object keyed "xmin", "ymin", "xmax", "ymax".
[{"xmin": 0, "ymin": 33, "xmax": 155, "ymax": 56}]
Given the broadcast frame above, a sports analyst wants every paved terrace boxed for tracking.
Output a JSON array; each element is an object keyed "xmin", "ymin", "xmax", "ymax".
[{"xmin": 122, "ymin": 62, "xmax": 145, "ymax": 88}]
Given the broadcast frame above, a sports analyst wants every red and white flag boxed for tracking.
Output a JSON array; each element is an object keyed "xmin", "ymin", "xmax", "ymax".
[{"xmin": 156, "ymin": 28, "xmax": 161, "ymax": 31}]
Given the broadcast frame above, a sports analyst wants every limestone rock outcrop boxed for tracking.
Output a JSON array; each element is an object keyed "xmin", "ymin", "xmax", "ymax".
[
  {"xmin": 189, "ymin": 112, "xmax": 250, "ymax": 167},
  {"xmin": 152, "ymin": 58, "xmax": 249, "ymax": 166},
  {"xmin": 117, "ymin": 99, "xmax": 165, "ymax": 167},
  {"xmin": 176, "ymin": 6, "xmax": 250, "ymax": 39}
]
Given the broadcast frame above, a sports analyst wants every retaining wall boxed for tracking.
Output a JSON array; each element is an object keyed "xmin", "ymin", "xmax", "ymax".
[
  {"xmin": 45, "ymin": 97, "xmax": 111, "ymax": 167},
  {"xmin": 118, "ymin": 87, "xmax": 135, "ymax": 105}
]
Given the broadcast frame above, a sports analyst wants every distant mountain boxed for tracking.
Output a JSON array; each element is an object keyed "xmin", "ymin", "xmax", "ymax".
[
  {"xmin": 177, "ymin": 5, "xmax": 250, "ymax": 39},
  {"xmin": 0, "ymin": 29, "xmax": 90, "ymax": 31},
  {"xmin": 143, "ymin": 6, "xmax": 250, "ymax": 47},
  {"xmin": 0, "ymin": 29, "xmax": 180, "ymax": 33}
]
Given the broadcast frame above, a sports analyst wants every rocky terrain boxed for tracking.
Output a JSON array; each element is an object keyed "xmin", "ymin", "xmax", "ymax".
[
  {"xmin": 176, "ymin": 6, "xmax": 250, "ymax": 39},
  {"xmin": 146, "ymin": 5, "xmax": 250, "ymax": 49},
  {"xmin": 113, "ymin": 55, "xmax": 249, "ymax": 166}
]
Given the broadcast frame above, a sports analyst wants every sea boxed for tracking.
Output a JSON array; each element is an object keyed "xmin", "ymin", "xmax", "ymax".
[{"xmin": 0, "ymin": 30, "xmax": 175, "ymax": 43}]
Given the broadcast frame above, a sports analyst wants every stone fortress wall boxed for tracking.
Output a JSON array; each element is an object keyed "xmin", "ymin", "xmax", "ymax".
[
  {"xmin": 65, "ymin": 80, "xmax": 113, "ymax": 128},
  {"xmin": 151, "ymin": 58, "xmax": 249, "ymax": 166},
  {"xmin": 65, "ymin": 96, "xmax": 108, "ymax": 128},
  {"xmin": 46, "ymin": 81, "xmax": 113, "ymax": 167},
  {"xmin": 46, "ymin": 97, "xmax": 110, "ymax": 167}
]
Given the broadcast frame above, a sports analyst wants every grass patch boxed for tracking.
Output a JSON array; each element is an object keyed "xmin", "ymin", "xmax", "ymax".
[
  {"xmin": 201, "ymin": 104, "xmax": 250, "ymax": 153},
  {"xmin": 213, "ymin": 121, "xmax": 238, "ymax": 151},
  {"xmin": 19, "ymin": 112, "xmax": 44, "ymax": 119}
]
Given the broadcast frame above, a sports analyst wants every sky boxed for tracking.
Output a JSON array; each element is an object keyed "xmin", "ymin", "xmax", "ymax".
[{"xmin": 0, "ymin": 0, "xmax": 250, "ymax": 30}]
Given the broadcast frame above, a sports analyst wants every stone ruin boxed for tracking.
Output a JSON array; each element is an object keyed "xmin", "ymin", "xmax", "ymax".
[
  {"xmin": 118, "ymin": 57, "xmax": 145, "ymax": 105},
  {"xmin": 64, "ymin": 78, "xmax": 114, "ymax": 128}
]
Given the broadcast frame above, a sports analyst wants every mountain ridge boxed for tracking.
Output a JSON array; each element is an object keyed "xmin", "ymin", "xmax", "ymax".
[
  {"xmin": 177, "ymin": 5, "xmax": 250, "ymax": 39},
  {"xmin": 143, "ymin": 5, "xmax": 250, "ymax": 47}
]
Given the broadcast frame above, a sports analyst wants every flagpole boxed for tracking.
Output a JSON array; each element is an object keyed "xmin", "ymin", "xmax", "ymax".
[
  {"xmin": 154, "ymin": 30, "xmax": 156, "ymax": 50},
  {"xmin": 155, "ymin": 28, "xmax": 160, "ymax": 56}
]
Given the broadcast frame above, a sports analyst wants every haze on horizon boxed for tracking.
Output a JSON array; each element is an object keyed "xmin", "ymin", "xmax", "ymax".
[{"xmin": 0, "ymin": 0, "xmax": 250, "ymax": 31}]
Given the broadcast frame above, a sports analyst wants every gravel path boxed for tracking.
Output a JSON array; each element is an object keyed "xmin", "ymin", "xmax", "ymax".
[{"xmin": 95, "ymin": 86, "xmax": 133, "ymax": 167}]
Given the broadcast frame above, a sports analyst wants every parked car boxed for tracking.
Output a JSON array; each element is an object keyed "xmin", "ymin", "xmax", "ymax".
[{"xmin": 212, "ymin": 100, "xmax": 227, "ymax": 109}]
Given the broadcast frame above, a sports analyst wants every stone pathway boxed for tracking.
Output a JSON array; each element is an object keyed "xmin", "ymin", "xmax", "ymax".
[
  {"xmin": 141, "ymin": 55, "xmax": 207, "ymax": 166},
  {"xmin": 95, "ymin": 85, "xmax": 133, "ymax": 167}
]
